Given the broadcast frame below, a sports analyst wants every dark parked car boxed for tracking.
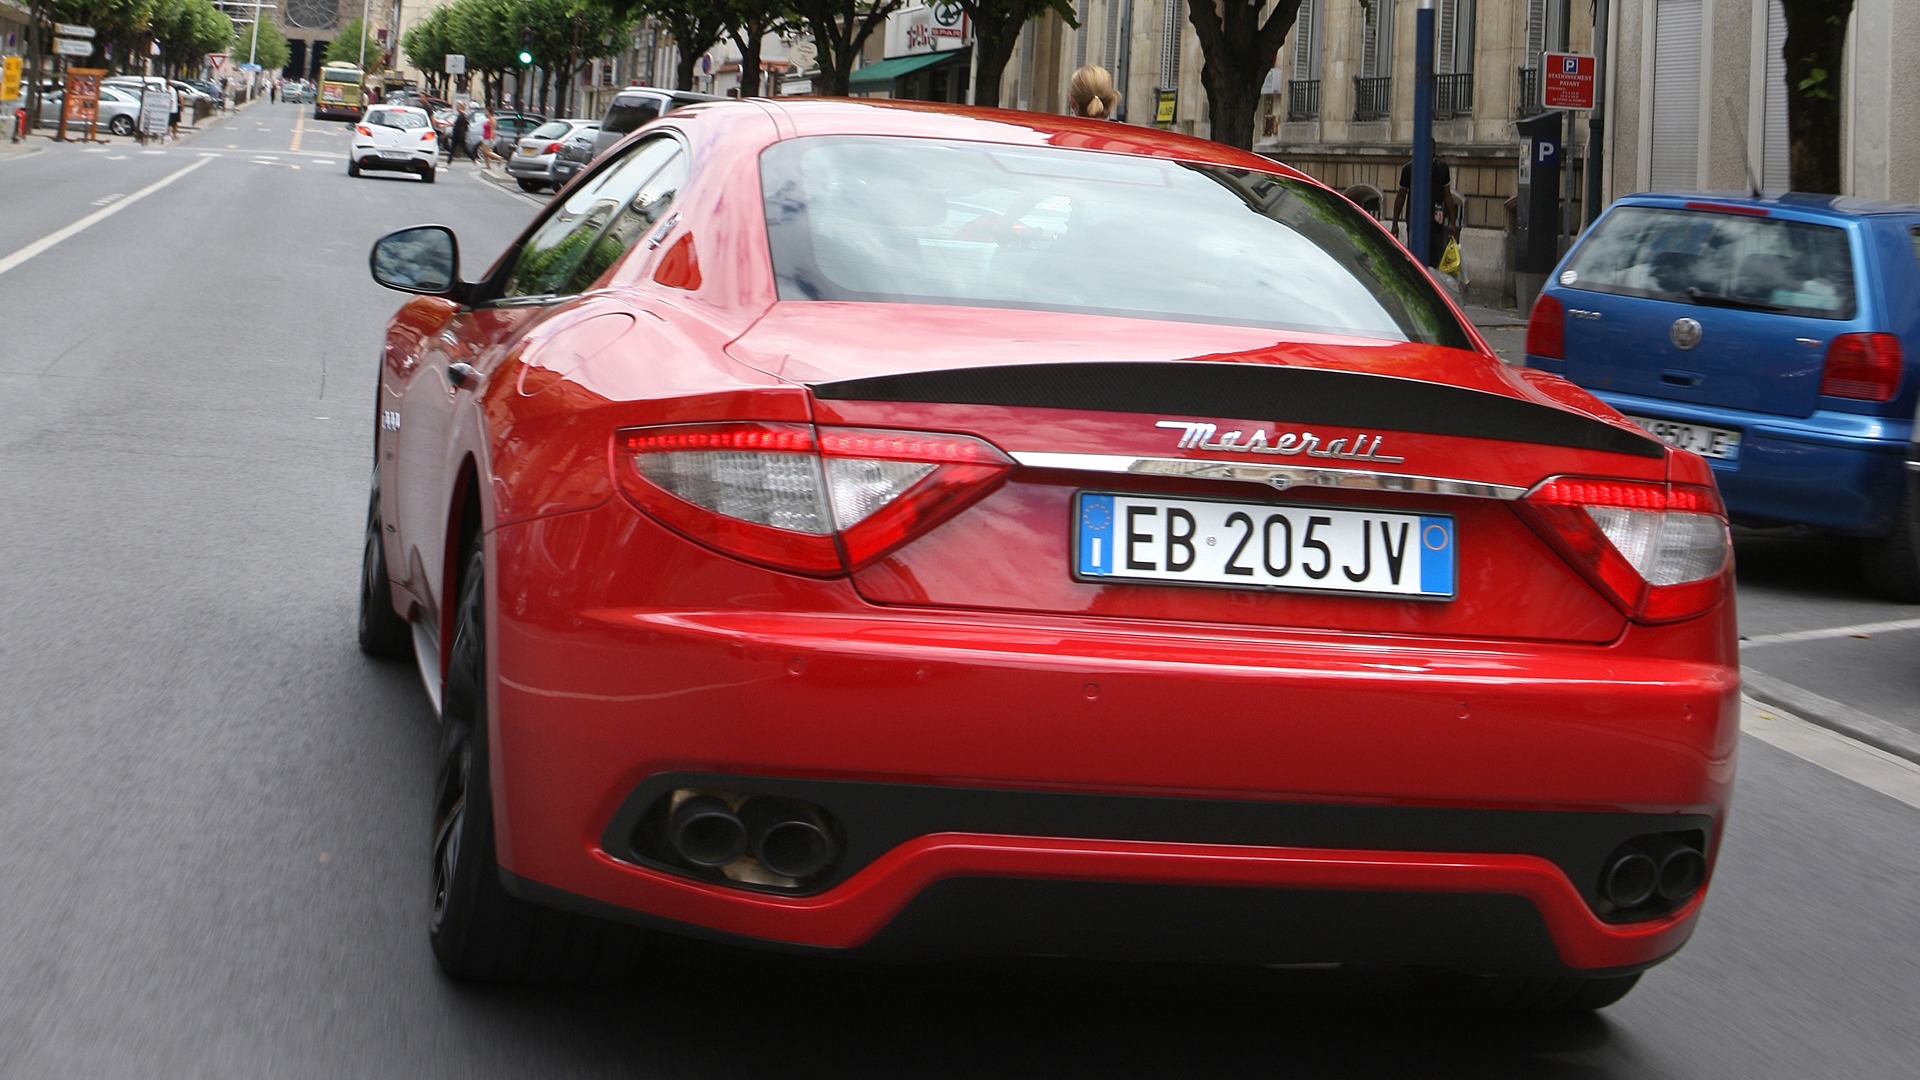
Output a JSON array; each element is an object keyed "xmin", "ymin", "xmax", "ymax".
[
  {"xmin": 589, "ymin": 87, "xmax": 721, "ymax": 159},
  {"xmin": 1525, "ymin": 192, "xmax": 1920, "ymax": 599},
  {"xmin": 548, "ymin": 121, "xmax": 600, "ymax": 187},
  {"xmin": 487, "ymin": 111, "xmax": 547, "ymax": 158},
  {"xmin": 505, "ymin": 117, "xmax": 597, "ymax": 191}
]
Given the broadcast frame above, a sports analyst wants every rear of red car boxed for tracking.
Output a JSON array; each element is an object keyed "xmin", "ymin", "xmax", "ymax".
[{"xmin": 479, "ymin": 113, "xmax": 1738, "ymax": 997}]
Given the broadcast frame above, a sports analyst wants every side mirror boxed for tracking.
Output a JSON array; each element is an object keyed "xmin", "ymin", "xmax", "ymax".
[{"xmin": 370, "ymin": 224, "xmax": 460, "ymax": 295}]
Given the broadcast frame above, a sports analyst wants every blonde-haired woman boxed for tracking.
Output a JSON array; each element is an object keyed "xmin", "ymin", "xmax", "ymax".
[{"xmin": 1067, "ymin": 65, "xmax": 1121, "ymax": 120}]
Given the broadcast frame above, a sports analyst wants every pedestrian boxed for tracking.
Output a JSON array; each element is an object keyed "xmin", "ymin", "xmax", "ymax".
[
  {"xmin": 1066, "ymin": 65, "xmax": 1120, "ymax": 120},
  {"xmin": 477, "ymin": 108, "xmax": 499, "ymax": 171},
  {"xmin": 269, "ymin": 80, "xmax": 277, "ymax": 104},
  {"xmin": 447, "ymin": 101, "xmax": 470, "ymax": 165},
  {"xmin": 166, "ymin": 81, "xmax": 182, "ymax": 141},
  {"xmin": 1391, "ymin": 155, "xmax": 1458, "ymax": 268}
]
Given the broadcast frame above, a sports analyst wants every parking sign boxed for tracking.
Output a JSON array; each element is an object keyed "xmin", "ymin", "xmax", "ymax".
[{"xmin": 1542, "ymin": 52, "xmax": 1596, "ymax": 110}]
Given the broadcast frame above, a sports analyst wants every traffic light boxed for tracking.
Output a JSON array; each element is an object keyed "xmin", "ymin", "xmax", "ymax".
[{"xmin": 518, "ymin": 27, "xmax": 532, "ymax": 66}]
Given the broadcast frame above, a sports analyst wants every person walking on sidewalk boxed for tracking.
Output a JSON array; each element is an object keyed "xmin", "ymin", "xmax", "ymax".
[
  {"xmin": 476, "ymin": 109, "xmax": 500, "ymax": 171},
  {"xmin": 166, "ymin": 83, "xmax": 182, "ymax": 141},
  {"xmin": 446, "ymin": 101, "xmax": 470, "ymax": 165}
]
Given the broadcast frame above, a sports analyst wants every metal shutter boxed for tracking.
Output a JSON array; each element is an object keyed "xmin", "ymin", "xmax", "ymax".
[
  {"xmin": 1526, "ymin": 0, "xmax": 1546, "ymax": 67},
  {"xmin": 1761, "ymin": 0, "xmax": 1791, "ymax": 192},
  {"xmin": 1104, "ymin": 0, "xmax": 1121, "ymax": 68},
  {"xmin": 1160, "ymin": 0, "xmax": 1183, "ymax": 88},
  {"xmin": 1075, "ymin": 0, "xmax": 1088, "ymax": 70},
  {"xmin": 1649, "ymin": 0, "xmax": 1703, "ymax": 191},
  {"xmin": 1291, "ymin": 0, "xmax": 1315, "ymax": 80}
]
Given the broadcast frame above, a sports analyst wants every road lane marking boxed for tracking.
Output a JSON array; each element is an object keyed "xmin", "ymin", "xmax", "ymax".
[
  {"xmin": 290, "ymin": 109, "xmax": 304, "ymax": 152},
  {"xmin": 0, "ymin": 156, "xmax": 214, "ymax": 281},
  {"xmin": 1744, "ymin": 700, "xmax": 1920, "ymax": 811},
  {"xmin": 1741, "ymin": 616, "xmax": 1920, "ymax": 648}
]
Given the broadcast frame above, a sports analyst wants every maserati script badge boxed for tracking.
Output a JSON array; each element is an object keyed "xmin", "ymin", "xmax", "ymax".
[{"xmin": 1156, "ymin": 420, "xmax": 1405, "ymax": 463}]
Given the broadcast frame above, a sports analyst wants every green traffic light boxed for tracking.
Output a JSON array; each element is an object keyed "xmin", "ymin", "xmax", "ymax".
[{"xmin": 518, "ymin": 50, "xmax": 532, "ymax": 64}]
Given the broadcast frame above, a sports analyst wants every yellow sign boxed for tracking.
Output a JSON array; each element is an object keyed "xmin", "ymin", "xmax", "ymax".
[
  {"xmin": 1, "ymin": 57, "xmax": 21, "ymax": 103},
  {"xmin": 1155, "ymin": 88, "xmax": 1177, "ymax": 128}
]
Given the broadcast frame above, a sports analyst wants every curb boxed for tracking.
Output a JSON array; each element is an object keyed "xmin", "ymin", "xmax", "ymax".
[{"xmin": 1741, "ymin": 670, "xmax": 1920, "ymax": 766}]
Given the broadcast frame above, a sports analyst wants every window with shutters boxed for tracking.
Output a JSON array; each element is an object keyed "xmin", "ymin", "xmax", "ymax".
[
  {"xmin": 1160, "ymin": 0, "xmax": 1183, "ymax": 89},
  {"xmin": 1103, "ymin": 0, "xmax": 1122, "ymax": 68},
  {"xmin": 1287, "ymin": 0, "xmax": 1322, "ymax": 119},
  {"xmin": 1075, "ymin": 0, "xmax": 1088, "ymax": 70},
  {"xmin": 1435, "ymin": 0, "xmax": 1474, "ymax": 118},
  {"xmin": 1019, "ymin": 23, "xmax": 1037, "ymax": 110},
  {"xmin": 1761, "ymin": 0, "xmax": 1790, "ymax": 193},
  {"xmin": 1649, "ymin": 0, "xmax": 1703, "ymax": 191},
  {"xmin": 1353, "ymin": 0, "xmax": 1391, "ymax": 120}
]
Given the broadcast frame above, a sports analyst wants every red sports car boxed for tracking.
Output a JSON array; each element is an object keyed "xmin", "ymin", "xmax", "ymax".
[{"xmin": 361, "ymin": 99, "xmax": 1739, "ymax": 1008}]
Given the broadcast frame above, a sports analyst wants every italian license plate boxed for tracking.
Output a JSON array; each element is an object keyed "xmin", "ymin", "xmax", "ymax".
[
  {"xmin": 1626, "ymin": 415, "xmax": 1741, "ymax": 460},
  {"xmin": 1073, "ymin": 493, "xmax": 1454, "ymax": 599}
]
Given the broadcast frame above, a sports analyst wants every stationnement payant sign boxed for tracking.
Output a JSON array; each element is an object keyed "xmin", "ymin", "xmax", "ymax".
[{"xmin": 1542, "ymin": 52, "xmax": 1596, "ymax": 110}]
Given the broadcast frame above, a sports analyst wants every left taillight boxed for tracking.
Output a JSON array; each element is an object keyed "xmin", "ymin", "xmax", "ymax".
[
  {"xmin": 614, "ymin": 422, "xmax": 1013, "ymax": 576},
  {"xmin": 1519, "ymin": 477, "xmax": 1731, "ymax": 622},
  {"xmin": 543, "ymin": 141, "xmax": 563, "ymax": 153},
  {"xmin": 355, "ymin": 124, "xmax": 373, "ymax": 136}
]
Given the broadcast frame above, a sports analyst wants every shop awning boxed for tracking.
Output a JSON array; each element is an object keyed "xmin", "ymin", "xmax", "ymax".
[{"xmin": 847, "ymin": 52, "xmax": 958, "ymax": 90}]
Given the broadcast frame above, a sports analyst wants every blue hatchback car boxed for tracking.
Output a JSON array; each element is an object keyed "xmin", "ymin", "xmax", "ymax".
[{"xmin": 1525, "ymin": 192, "xmax": 1920, "ymax": 600}]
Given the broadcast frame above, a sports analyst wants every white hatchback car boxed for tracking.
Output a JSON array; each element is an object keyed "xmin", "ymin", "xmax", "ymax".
[{"xmin": 349, "ymin": 105, "xmax": 438, "ymax": 182}]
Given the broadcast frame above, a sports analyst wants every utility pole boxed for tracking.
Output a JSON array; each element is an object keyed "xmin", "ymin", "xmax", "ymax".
[
  {"xmin": 1409, "ymin": 0, "xmax": 1436, "ymax": 266},
  {"xmin": 1585, "ymin": 0, "xmax": 1610, "ymax": 225},
  {"xmin": 358, "ymin": 0, "xmax": 371, "ymax": 70}
]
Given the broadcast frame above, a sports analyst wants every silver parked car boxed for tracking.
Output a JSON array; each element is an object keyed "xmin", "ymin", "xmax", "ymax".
[
  {"xmin": 504, "ymin": 117, "xmax": 597, "ymax": 192},
  {"xmin": 37, "ymin": 84, "xmax": 142, "ymax": 136}
]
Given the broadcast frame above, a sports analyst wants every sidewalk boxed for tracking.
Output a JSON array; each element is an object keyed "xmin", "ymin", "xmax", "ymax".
[{"xmin": 2, "ymin": 95, "xmax": 258, "ymax": 161}]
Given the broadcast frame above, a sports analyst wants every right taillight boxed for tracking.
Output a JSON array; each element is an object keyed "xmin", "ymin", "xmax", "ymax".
[
  {"xmin": 1520, "ymin": 477, "xmax": 1730, "ymax": 622},
  {"xmin": 614, "ymin": 422, "xmax": 1012, "ymax": 576},
  {"xmin": 1525, "ymin": 292, "xmax": 1565, "ymax": 361},
  {"xmin": 1820, "ymin": 333, "xmax": 1902, "ymax": 401}
]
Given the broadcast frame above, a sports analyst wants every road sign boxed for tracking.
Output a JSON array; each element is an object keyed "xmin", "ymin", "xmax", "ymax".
[
  {"xmin": 54, "ymin": 23, "xmax": 95, "ymax": 38},
  {"xmin": 54, "ymin": 37, "xmax": 95, "ymax": 57},
  {"xmin": 445, "ymin": 53, "xmax": 465, "ymax": 75},
  {"xmin": 208, "ymin": 52, "xmax": 227, "ymax": 71},
  {"xmin": 239, "ymin": 62, "xmax": 261, "ymax": 72},
  {"xmin": 1542, "ymin": 52, "xmax": 1596, "ymax": 111}
]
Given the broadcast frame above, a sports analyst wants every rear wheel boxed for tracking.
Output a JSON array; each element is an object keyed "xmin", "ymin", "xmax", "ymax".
[
  {"xmin": 516, "ymin": 178, "xmax": 543, "ymax": 192},
  {"xmin": 347, "ymin": 157, "xmax": 361, "ymax": 177},
  {"xmin": 109, "ymin": 115, "xmax": 134, "ymax": 136},
  {"xmin": 1862, "ymin": 475, "xmax": 1920, "ymax": 602},
  {"xmin": 429, "ymin": 542, "xmax": 645, "ymax": 983},
  {"xmin": 423, "ymin": 165, "xmax": 437, "ymax": 184}
]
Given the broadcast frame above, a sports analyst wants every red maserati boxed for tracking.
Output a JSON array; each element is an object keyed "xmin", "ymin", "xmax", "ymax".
[{"xmin": 361, "ymin": 99, "xmax": 1739, "ymax": 1009}]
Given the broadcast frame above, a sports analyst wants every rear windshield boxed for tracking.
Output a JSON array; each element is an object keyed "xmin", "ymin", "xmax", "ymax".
[
  {"xmin": 1564, "ymin": 205, "xmax": 1857, "ymax": 320},
  {"xmin": 528, "ymin": 120, "xmax": 570, "ymax": 140},
  {"xmin": 602, "ymin": 98, "xmax": 661, "ymax": 136},
  {"xmin": 367, "ymin": 109, "xmax": 428, "ymax": 129},
  {"xmin": 759, "ymin": 137, "xmax": 1471, "ymax": 346}
]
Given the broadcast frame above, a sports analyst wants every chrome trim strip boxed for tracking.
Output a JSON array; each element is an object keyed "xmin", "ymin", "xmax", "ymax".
[{"xmin": 1010, "ymin": 452, "xmax": 1529, "ymax": 500}]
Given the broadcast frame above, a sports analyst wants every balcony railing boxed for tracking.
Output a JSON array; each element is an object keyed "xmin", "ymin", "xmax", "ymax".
[
  {"xmin": 1434, "ymin": 72, "xmax": 1473, "ymax": 119},
  {"xmin": 1288, "ymin": 79, "xmax": 1320, "ymax": 121},
  {"xmin": 1353, "ymin": 76, "xmax": 1391, "ymax": 121},
  {"xmin": 1517, "ymin": 66, "xmax": 1542, "ymax": 115}
]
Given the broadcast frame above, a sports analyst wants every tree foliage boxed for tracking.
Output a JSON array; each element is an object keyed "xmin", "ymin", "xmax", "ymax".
[
  {"xmin": 955, "ymin": 0, "xmax": 1073, "ymax": 109},
  {"xmin": 1779, "ymin": 0, "xmax": 1854, "ymax": 193},
  {"xmin": 322, "ymin": 16, "xmax": 383, "ymax": 69},
  {"xmin": 151, "ymin": 0, "xmax": 233, "ymax": 74},
  {"xmin": 719, "ymin": 0, "xmax": 797, "ymax": 98},
  {"xmin": 232, "ymin": 12, "xmax": 289, "ymax": 71},
  {"xmin": 401, "ymin": 6, "xmax": 455, "ymax": 89},
  {"xmin": 1185, "ymin": 0, "xmax": 1301, "ymax": 150}
]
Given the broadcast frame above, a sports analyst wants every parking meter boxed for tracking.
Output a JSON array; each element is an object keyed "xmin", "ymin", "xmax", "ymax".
[{"xmin": 1514, "ymin": 111, "xmax": 1564, "ymax": 309}]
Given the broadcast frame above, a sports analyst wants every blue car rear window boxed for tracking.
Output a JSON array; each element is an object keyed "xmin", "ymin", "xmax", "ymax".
[{"xmin": 1564, "ymin": 206, "xmax": 1857, "ymax": 320}]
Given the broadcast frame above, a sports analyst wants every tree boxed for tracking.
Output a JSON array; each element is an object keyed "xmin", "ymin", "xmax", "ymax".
[
  {"xmin": 49, "ymin": 0, "xmax": 160, "ymax": 73},
  {"xmin": 716, "ymin": 0, "xmax": 796, "ymax": 98},
  {"xmin": 1779, "ymin": 0, "xmax": 1854, "ymax": 194},
  {"xmin": 236, "ymin": 12, "xmax": 289, "ymax": 72},
  {"xmin": 402, "ymin": 6, "xmax": 455, "ymax": 92},
  {"xmin": 151, "ymin": 0, "xmax": 233, "ymax": 75},
  {"xmin": 523, "ymin": 0, "xmax": 635, "ymax": 114},
  {"xmin": 447, "ymin": 0, "xmax": 524, "ymax": 104},
  {"xmin": 323, "ymin": 16, "xmax": 382, "ymax": 69},
  {"xmin": 789, "ymin": 0, "xmax": 903, "ymax": 95},
  {"xmin": 619, "ymin": 0, "xmax": 727, "ymax": 90},
  {"xmin": 1185, "ymin": 0, "xmax": 1302, "ymax": 150},
  {"xmin": 956, "ymin": 0, "xmax": 1073, "ymax": 109}
]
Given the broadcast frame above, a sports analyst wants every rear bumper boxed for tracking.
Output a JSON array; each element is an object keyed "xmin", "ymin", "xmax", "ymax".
[
  {"xmin": 485, "ymin": 509, "xmax": 1740, "ymax": 974},
  {"xmin": 505, "ymin": 155, "xmax": 557, "ymax": 181},
  {"xmin": 1592, "ymin": 391, "xmax": 1909, "ymax": 534}
]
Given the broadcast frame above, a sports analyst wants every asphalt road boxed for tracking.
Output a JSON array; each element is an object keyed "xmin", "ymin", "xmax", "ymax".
[{"xmin": 1, "ymin": 102, "xmax": 1918, "ymax": 1078}]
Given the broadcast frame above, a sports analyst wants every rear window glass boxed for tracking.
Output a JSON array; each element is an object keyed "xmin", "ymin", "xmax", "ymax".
[
  {"xmin": 1564, "ymin": 206, "xmax": 1857, "ymax": 320},
  {"xmin": 759, "ymin": 137, "xmax": 1471, "ymax": 346},
  {"xmin": 367, "ymin": 109, "xmax": 427, "ymax": 129},
  {"xmin": 528, "ymin": 120, "xmax": 570, "ymax": 140},
  {"xmin": 602, "ymin": 98, "xmax": 661, "ymax": 136}
]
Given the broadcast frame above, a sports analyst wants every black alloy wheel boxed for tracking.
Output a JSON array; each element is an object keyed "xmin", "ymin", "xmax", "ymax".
[
  {"xmin": 357, "ymin": 473, "xmax": 411, "ymax": 658},
  {"xmin": 428, "ymin": 541, "xmax": 645, "ymax": 983}
]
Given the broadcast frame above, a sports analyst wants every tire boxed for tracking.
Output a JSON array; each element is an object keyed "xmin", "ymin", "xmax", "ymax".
[
  {"xmin": 348, "ymin": 158, "xmax": 361, "ymax": 177},
  {"xmin": 1429, "ymin": 971, "xmax": 1642, "ymax": 1013},
  {"xmin": 429, "ymin": 542, "xmax": 645, "ymax": 983},
  {"xmin": 423, "ymin": 165, "xmax": 437, "ymax": 184},
  {"xmin": 358, "ymin": 474, "xmax": 411, "ymax": 658},
  {"xmin": 109, "ymin": 115, "xmax": 134, "ymax": 136},
  {"xmin": 1862, "ymin": 474, "xmax": 1920, "ymax": 602},
  {"xmin": 516, "ymin": 178, "xmax": 543, "ymax": 192}
]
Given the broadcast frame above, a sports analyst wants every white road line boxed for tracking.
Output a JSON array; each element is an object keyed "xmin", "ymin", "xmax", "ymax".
[
  {"xmin": 1740, "ymin": 616, "xmax": 1920, "ymax": 648},
  {"xmin": 1744, "ymin": 701, "xmax": 1920, "ymax": 811},
  {"xmin": 0, "ymin": 156, "xmax": 214, "ymax": 281}
]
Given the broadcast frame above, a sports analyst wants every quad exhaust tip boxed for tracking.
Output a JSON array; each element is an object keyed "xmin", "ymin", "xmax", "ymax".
[{"xmin": 1601, "ymin": 833, "xmax": 1707, "ymax": 914}]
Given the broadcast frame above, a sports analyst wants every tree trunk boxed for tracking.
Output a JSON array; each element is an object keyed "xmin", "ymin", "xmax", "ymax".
[
  {"xmin": 734, "ymin": 24, "xmax": 764, "ymax": 98},
  {"xmin": 1184, "ymin": 0, "xmax": 1298, "ymax": 150},
  {"xmin": 970, "ymin": 26, "xmax": 1018, "ymax": 110},
  {"xmin": 1780, "ymin": 0, "xmax": 1852, "ymax": 194},
  {"xmin": 675, "ymin": 50, "xmax": 697, "ymax": 91}
]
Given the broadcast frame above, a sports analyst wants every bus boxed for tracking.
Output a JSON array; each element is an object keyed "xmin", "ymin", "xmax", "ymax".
[{"xmin": 315, "ymin": 62, "xmax": 364, "ymax": 121}]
